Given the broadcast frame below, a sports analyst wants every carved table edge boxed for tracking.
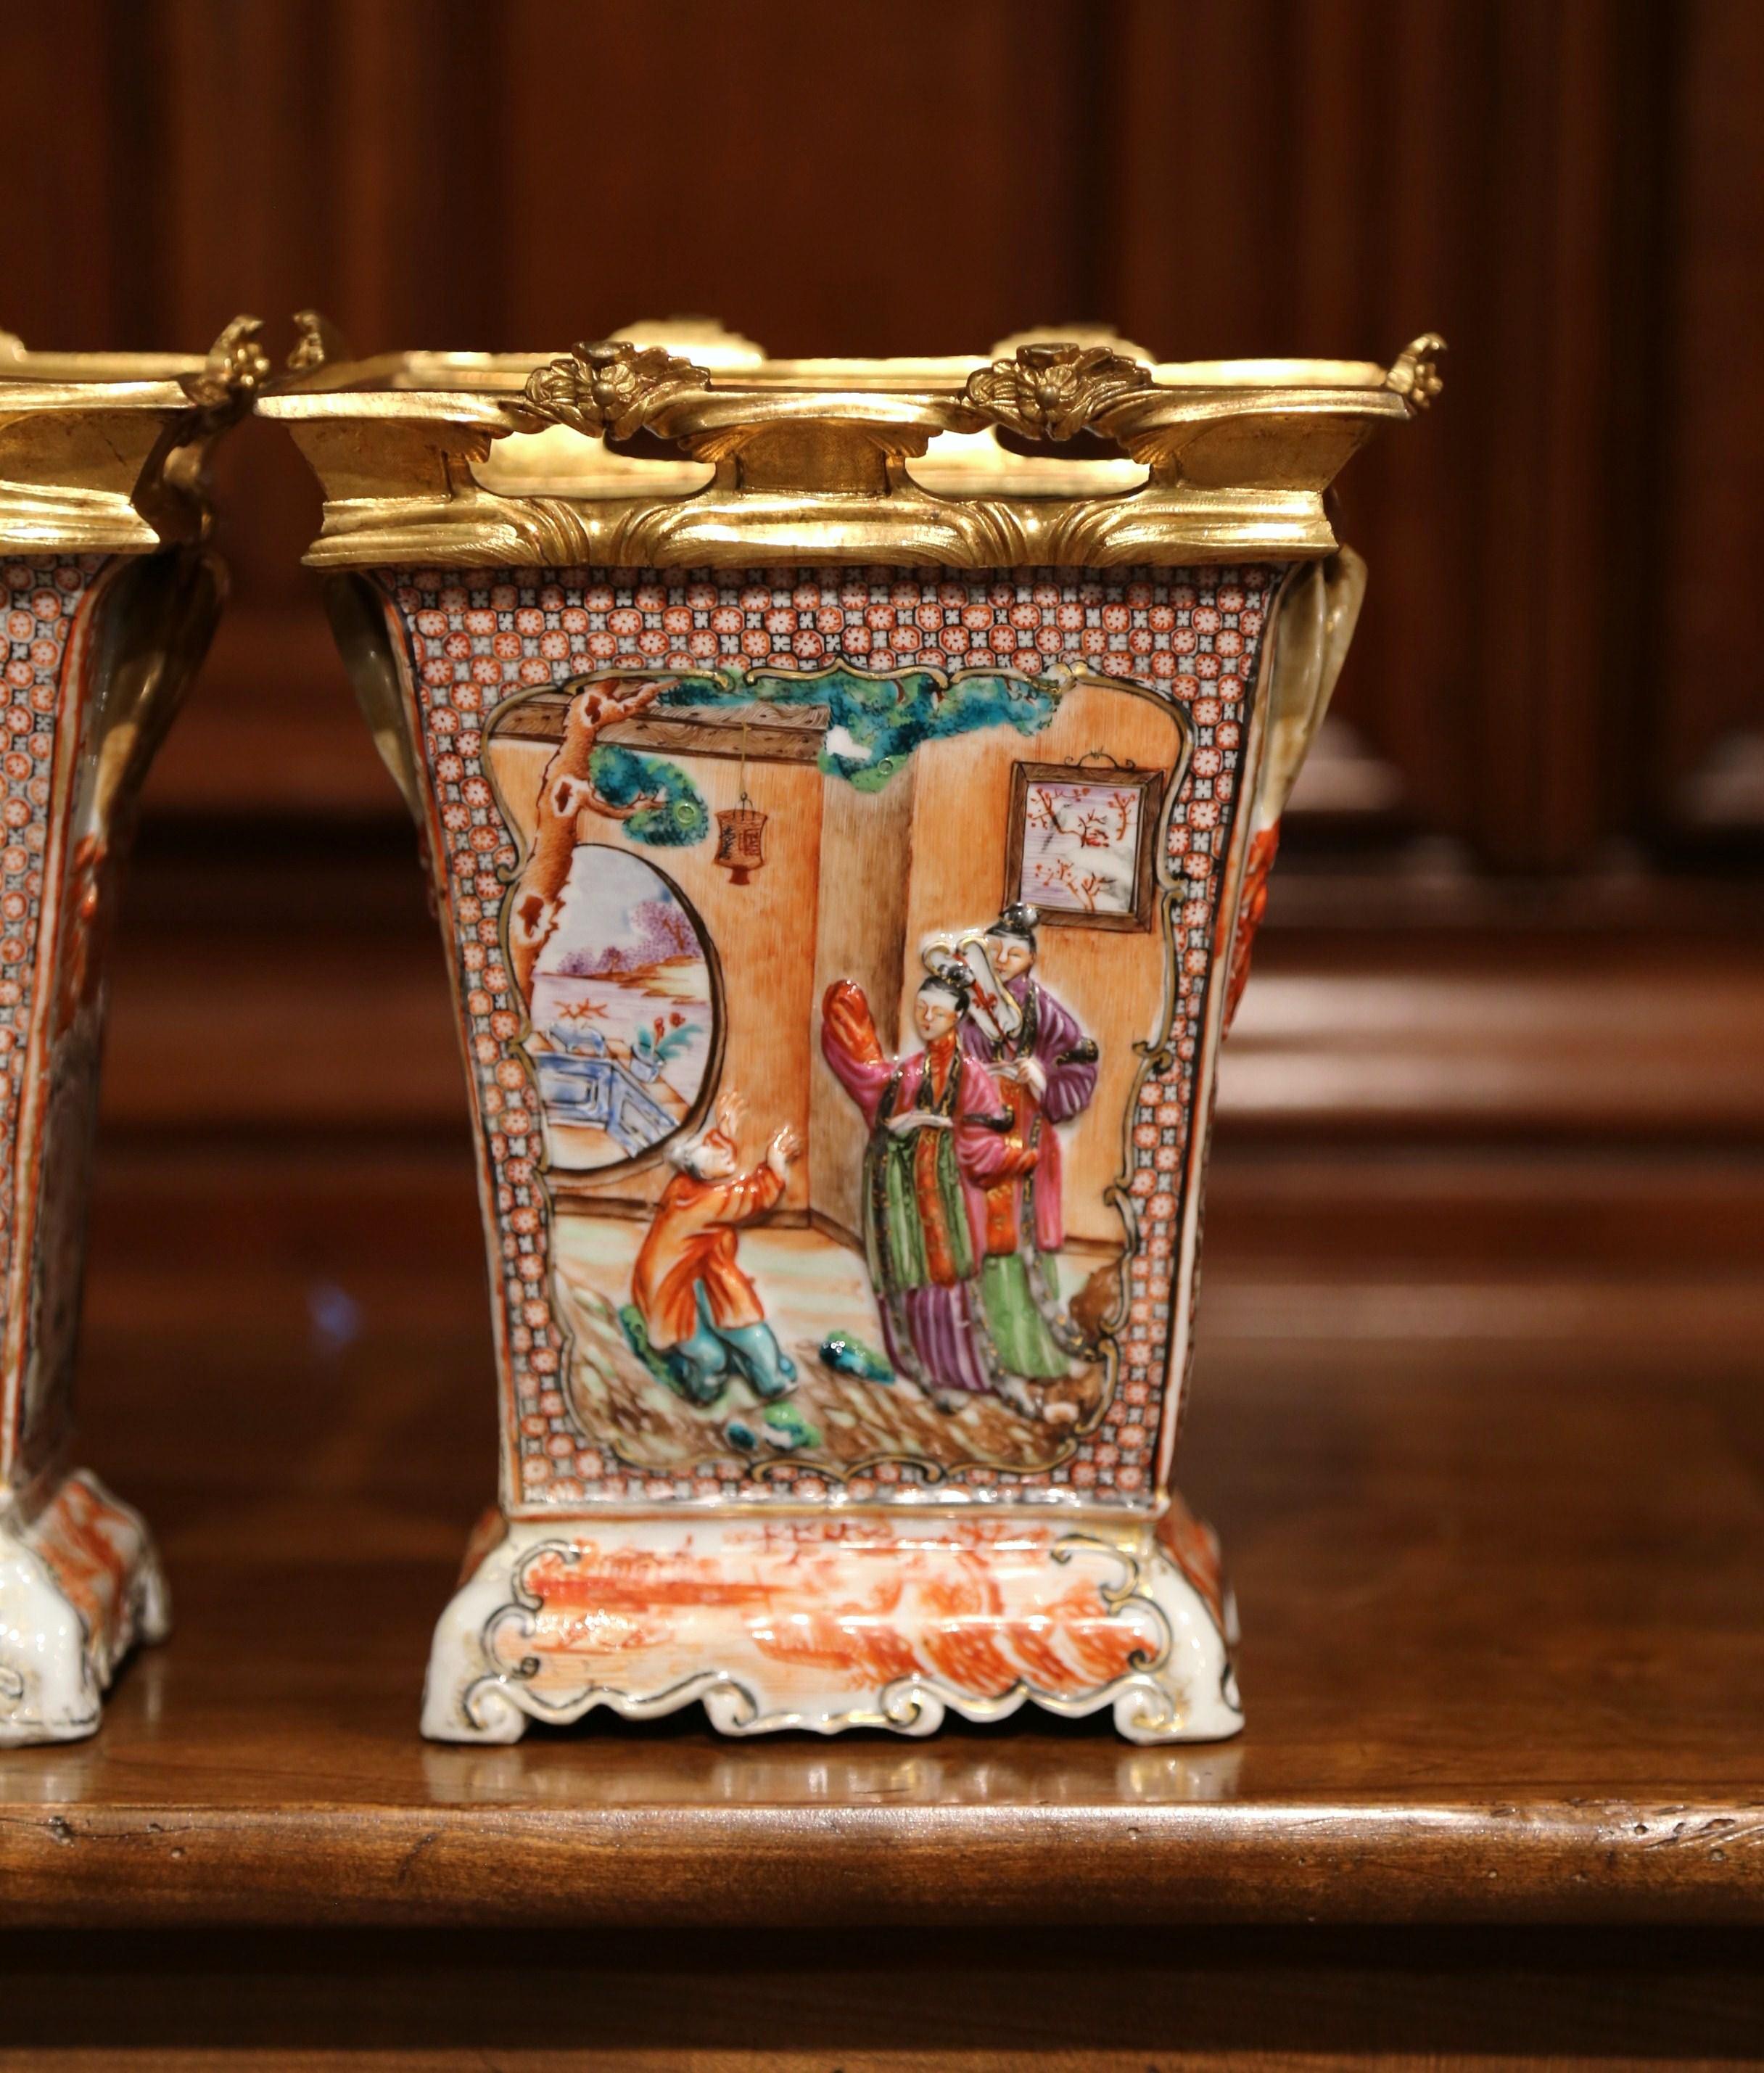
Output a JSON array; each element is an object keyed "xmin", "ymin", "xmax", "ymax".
[{"xmin": 0, "ymin": 1794, "xmax": 1758, "ymax": 1928}]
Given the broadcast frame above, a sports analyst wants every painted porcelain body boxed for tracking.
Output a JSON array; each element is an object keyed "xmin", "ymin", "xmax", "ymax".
[
  {"xmin": 268, "ymin": 324, "xmax": 1435, "ymax": 1742},
  {"xmin": 0, "ymin": 328, "xmax": 257, "ymax": 1741}
]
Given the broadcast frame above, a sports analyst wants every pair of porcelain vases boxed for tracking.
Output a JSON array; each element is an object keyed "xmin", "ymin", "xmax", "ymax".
[{"xmin": 0, "ymin": 316, "xmax": 1440, "ymax": 1745}]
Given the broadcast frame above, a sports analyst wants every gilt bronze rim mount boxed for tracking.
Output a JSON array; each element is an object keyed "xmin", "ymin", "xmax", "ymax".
[
  {"xmin": 0, "ymin": 317, "xmax": 269, "ymax": 555},
  {"xmin": 261, "ymin": 319, "xmax": 1443, "ymax": 569}
]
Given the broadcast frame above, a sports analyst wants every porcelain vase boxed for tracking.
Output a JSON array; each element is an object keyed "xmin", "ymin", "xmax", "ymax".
[
  {"xmin": 0, "ymin": 322, "xmax": 260, "ymax": 1742},
  {"xmin": 266, "ymin": 321, "xmax": 1440, "ymax": 1742}
]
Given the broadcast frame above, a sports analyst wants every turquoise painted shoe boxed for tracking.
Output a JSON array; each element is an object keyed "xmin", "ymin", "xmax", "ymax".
[{"xmin": 819, "ymin": 1332, "xmax": 894, "ymax": 1385}]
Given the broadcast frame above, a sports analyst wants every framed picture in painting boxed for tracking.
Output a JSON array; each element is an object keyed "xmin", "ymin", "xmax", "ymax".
[{"xmin": 1005, "ymin": 760, "xmax": 1163, "ymax": 931}]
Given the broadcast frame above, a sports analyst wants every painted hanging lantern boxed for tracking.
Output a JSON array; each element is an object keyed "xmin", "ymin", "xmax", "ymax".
[
  {"xmin": 714, "ymin": 789, "xmax": 767, "ymax": 884},
  {"xmin": 714, "ymin": 723, "xmax": 767, "ymax": 884}
]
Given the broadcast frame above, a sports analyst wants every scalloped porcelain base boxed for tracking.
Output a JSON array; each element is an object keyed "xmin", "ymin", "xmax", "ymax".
[
  {"xmin": 421, "ymin": 1504, "xmax": 1241, "ymax": 1745},
  {"xmin": 0, "ymin": 1470, "xmax": 169, "ymax": 1745}
]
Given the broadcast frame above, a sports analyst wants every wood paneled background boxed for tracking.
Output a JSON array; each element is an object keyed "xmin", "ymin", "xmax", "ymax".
[
  {"xmin": 5, "ymin": 25, "xmax": 1763, "ymax": 2056},
  {"xmin": 2, "ymin": 0, "xmax": 1760, "ymax": 1149}
]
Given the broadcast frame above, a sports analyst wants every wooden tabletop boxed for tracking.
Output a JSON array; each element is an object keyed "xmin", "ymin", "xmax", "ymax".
[{"xmin": 3, "ymin": 1141, "xmax": 1760, "ymax": 1932}]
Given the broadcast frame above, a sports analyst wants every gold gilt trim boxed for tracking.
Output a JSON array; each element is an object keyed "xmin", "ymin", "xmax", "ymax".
[
  {"xmin": 0, "ymin": 316, "xmax": 264, "ymax": 553},
  {"xmin": 177, "ymin": 314, "xmax": 273, "ymax": 411},
  {"xmin": 513, "ymin": 339, "xmax": 711, "ymax": 441},
  {"xmin": 965, "ymin": 342, "xmax": 1153, "ymax": 440},
  {"xmin": 261, "ymin": 320, "xmax": 1443, "ymax": 570},
  {"xmin": 1383, "ymin": 333, "xmax": 1447, "ymax": 411},
  {"xmin": 287, "ymin": 309, "xmax": 354, "ymax": 378}
]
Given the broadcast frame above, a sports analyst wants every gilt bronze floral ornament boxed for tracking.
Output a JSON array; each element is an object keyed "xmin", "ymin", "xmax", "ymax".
[
  {"xmin": 265, "ymin": 321, "xmax": 1440, "ymax": 1743},
  {"xmin": 514, "ymin": 339, "xmax": 712, "ymax": 442},
  {"xmin": 0, "ymin": 320, "xmax": 260, "ymax": 1742},
  {"xmin": 964, "ymin": 341, "xmax": 1154, "ymax": 441}
]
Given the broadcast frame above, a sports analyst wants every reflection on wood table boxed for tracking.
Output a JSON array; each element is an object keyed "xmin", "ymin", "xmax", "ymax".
[{"xmin": 0, "ymin": 1142, "xmax": 1757, "ymax": 2061}]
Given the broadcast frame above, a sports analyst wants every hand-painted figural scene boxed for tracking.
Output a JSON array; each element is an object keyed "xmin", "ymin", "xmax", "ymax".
[{"xmin": 392, "ymin": 569, "xmax": 1271, "ymax": 1514}]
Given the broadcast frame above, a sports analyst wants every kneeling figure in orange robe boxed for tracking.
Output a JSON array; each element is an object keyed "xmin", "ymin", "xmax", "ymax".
[{"xmin": 630, "ymin": 1091, "xmax": 800, "ymax": 1406}]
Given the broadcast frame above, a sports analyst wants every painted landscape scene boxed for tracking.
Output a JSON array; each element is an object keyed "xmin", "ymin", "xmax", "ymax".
[{"xmin": 528, "ymin": 846, "xmax": 715, "ymax": 1172}]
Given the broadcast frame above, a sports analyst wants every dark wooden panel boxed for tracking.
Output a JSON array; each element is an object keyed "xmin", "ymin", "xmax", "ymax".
[
  {"xmin": 0, "ymin": 1924, "xmax": 1760, "ymax": 2067},
  {"xmin": 4, "ymin": 0, "xmax": 1763, "ymax": 857},
  {"xmin": 497, "ymin": 0, "xmax": 1095, "ymax": 357},
  {"xmin": 1657, "ymin": 0, "xmax": 1764, "ymax": 836},
  {"xmin": 0, "ymin": 1, "xmax": 125, "ymax": 347},
  {"xmin": 1108, "ymin": 0, "xmax": 1470, "ymax": 836},
  {"xmin": 1102, "ymin": 0, "xmax": 1685, "ymax": 867}
]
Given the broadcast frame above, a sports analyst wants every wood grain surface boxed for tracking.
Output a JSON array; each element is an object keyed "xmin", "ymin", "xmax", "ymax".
[{"xmin": 1, "ymin": 1141, "xmax": 1757, "ymax": 1936}]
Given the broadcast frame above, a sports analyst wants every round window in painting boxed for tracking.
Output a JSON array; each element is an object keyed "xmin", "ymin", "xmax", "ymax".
[{"xmin": 526, "ymin": 846, "xmax": 721, "ymax": 1174}]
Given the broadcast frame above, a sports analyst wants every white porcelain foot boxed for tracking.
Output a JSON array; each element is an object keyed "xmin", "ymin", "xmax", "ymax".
[
  {"xmin": 0, "ymin": 1470, "xmax": 169, "ymax": 1746},
  {"xmin": 422, "ymin": 1507, "xmax": 1240, "ymax": 1746}
]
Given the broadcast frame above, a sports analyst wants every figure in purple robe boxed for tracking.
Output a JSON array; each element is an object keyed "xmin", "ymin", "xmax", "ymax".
[
  {"xmin": 820, "ymin": 963, "xmax": 1034, "ymax": 1412},
  {"xmin": 959, "ymin": 902, "xmax": 1100, "ymax": 1381}
]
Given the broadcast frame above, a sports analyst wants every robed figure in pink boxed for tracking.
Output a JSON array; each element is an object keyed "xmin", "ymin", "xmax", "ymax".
[
  {"xmin": 959, "ymin": 902, "xmax": 1099, "ymax": 1378},
  {"xmin": 820, "ymin": 965, "xmax": 1032, "ymax": 1411}
]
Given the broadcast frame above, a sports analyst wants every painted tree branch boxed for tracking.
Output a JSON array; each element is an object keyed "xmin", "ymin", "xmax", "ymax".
[{"xmin": 509, "ymin": 675, "xmax": 671, "ymax": 1001}]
